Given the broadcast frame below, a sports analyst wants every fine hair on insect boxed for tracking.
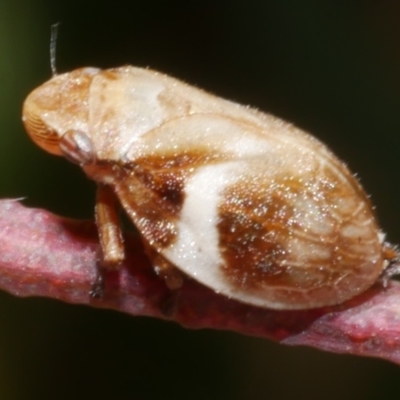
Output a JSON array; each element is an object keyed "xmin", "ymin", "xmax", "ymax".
[{"xmin": 21, "ymin": 30, "xmax": 400, "ymax": 310}]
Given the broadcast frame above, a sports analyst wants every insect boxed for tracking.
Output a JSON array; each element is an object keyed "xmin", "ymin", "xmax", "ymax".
[{"xmin": 22, "ymin": 65, "xmax": 400, "ymax": 310}]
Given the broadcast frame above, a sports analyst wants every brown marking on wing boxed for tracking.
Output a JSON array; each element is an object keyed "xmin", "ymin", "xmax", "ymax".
[
  {"xmin": 114, "ymin": 166, "xmax": 181, "ymax": 248},
  {"xmin": 131, "ymin": 165, "xmax": 186, "ymax": 216},
  {"xmin": 87, "ymin": 147, "xmax": 227, "ymax": 250},
  {"xmin": 128, "ymin": 149, "xmax": 227, "ymax": 218},
  {"xmin": 218, "ymin": 178, "xmax": 299, "ymax": 289},
  {"xmin": 114, "ymin": 149, "xmax": 222, "ymax": 248},
  {"xmin": 134, "ymin": 148, "xmax": 224, "ymax": 170},
  {"xmin": 217, "ymin": 163, "xmax": 384, "ymax": 306}
]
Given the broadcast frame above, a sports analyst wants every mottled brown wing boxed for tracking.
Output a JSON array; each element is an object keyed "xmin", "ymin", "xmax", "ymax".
[{"xmin": 113, "ymin": 113, "xmax": 384, "ymax": 309}]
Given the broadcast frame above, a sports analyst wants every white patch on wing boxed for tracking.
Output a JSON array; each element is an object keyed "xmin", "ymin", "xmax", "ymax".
[
  {"xmin": 163, "ymin": 162, "xmax": 240, "ymax": 287},
  {"xmin": 89, "ymin": 68, "xmax": 166, "ymax": 159}
]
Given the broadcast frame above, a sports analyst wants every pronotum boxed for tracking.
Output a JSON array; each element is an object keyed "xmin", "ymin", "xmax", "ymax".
[{"xmin": 22, "ymin": 65, "xmax": 400, "ymax": 310}]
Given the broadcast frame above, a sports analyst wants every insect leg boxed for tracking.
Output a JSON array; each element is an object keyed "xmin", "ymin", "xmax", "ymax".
[
  {"xmin": 144, "ymin": 245, "xmax": 183, "ymax": 290},
  {"xmin": 95, "ymin": 184, "xmax": 125, "ymax": 268}
]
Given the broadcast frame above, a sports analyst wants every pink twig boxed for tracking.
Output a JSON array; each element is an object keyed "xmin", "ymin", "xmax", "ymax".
[{"xmin": 1, "ymin": 198, "xmax": 400, "ymax": 364}]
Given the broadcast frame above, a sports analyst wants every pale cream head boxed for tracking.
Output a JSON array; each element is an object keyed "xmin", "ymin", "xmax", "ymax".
[{"xmin": 22, "ymin": 67, "xmax": 99, "ymax": 155}]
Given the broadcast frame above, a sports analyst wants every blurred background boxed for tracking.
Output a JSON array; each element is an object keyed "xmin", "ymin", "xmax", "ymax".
[{"xmin": 1, "ymin": 0, "xmax": 400, "ymax": 399}]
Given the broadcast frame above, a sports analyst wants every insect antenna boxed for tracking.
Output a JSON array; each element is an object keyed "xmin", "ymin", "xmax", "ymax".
[{"xmin": 50, "ymin": 22, "xmax": 61, "ymax": 76}]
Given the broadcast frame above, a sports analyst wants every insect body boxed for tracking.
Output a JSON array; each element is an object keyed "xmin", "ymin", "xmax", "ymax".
[{"xmin": 22, "ymin": 66, "xmax": 397, "ymax": 309}]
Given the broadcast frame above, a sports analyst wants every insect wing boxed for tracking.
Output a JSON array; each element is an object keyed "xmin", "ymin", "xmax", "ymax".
[{"xmin": 113, "ymin": 113, "xmax": 384, "ymax": 309}]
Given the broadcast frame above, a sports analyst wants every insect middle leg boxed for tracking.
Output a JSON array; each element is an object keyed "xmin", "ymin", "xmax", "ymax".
[{"xmin": 143, "ymin": 245, "xmax": 184, "ymax": 290}]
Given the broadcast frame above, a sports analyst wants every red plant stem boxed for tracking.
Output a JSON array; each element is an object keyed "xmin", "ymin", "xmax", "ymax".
[{"xmin": 0, "ymin": 199, "xmax": 400, "ymax": 364}]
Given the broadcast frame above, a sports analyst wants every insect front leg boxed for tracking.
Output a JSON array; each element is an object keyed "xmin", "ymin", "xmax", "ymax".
[
  {"xmin": 95, "ymin": 184, "xmax": 125, "ymax": 268},
  {"xmin": 90, "ymin": 184, "xmax": 125, "ymax": 298}
]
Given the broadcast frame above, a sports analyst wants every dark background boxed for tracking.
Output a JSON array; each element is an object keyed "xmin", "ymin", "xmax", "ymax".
[{"xmin": 2, "ymin": 1, "xmax": 400, "ymax": 399}]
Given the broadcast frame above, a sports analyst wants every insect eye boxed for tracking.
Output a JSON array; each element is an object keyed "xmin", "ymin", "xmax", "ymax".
[
  {"xmin": 22, "ymin": 110, "xmax": 61, "ymax": 155},
  {"xmin": 59, "ymin": 130, "xmax": 95, "ymax": 165}
]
